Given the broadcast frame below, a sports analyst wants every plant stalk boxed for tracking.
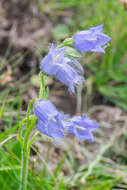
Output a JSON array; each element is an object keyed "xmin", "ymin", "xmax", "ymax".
[
  {"xmin": 19, "ymin": 149, "xmax": 29, "ymax": 190},
  {"xmin": 19, "ymin": 100, "xmax": 36, "ymax": 190}
]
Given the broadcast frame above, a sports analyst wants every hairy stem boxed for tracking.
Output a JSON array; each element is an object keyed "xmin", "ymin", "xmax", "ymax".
[
  {"xmin": 19, "ymin": 149, "xmax": 29, "ymax": 190},
  {"xmin": 19, "ymin": 100, "xmax": 36, "ymax": 190}
]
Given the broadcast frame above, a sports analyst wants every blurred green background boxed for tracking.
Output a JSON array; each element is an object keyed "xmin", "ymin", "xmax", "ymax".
[{"xmin": 0, "ymin": 0, "xmax": 127, "ymax": 189}]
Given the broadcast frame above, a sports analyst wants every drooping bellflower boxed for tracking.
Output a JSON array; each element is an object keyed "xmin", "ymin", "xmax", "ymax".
[
  {"xmin": 41, "ymin": 44, "xmax": 84, "ymax": 93},
  {"xmin": 34, "ymin": 100, "xmax": 66, "ymax": 142},
  {"xmin": 74, "ymin": 24, "xmax": 111, "ymax": 53},
  {"xmin": 66, "ymin": 114, "xmax": 99, "ymax": 141},
  {"xmin": 34, "ymin": 100, "xmax": 99, "ymax": 143}
]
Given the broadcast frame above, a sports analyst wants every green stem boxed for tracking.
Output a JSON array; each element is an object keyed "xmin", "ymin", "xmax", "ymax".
[
  {"xmin": 19, "ymin": 100, "xmax": 36, "ymax": 190},
  {"xmin": 57, "ymin": 38, "xmax": 74, "ymax": 48},
  {"xmin": 19, "ymin": 119, "xmax": 36, "ymax": 190},
  {"xmin": 19, "ymin": 149, "xmax": 28, "ymax": 190},
  {"xmin": 39, "ymin": 72, "xmax": 49, "ymax": 100}
]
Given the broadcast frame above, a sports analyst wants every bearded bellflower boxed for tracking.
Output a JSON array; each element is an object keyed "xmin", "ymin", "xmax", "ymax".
[
  {"xmin": 34, "ymin": 100, "xmax": 99, "ymax": 143},
  {"xmin": 41, "ymin": 44, "xmax": 84, "ymax": 93},
  {"xmin": 66, "ymin": 114, "xmax": 99, "ymax": 142},
  {"xmin": 34, "ymin": 100, "xmax": 66, "ymax": 142},
  {"xmin": 74, "ymin": 24, "xmax": 111, "ymax": 53}
]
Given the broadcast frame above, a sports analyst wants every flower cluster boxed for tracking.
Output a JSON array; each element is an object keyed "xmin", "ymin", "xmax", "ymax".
[
  {"xmin": 34, "ymin": 100, "xmax": 99, "ymax": 143},
  {"xmin": 34, "ymin": 24, "xmax": 111, "ymax": 143}
]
